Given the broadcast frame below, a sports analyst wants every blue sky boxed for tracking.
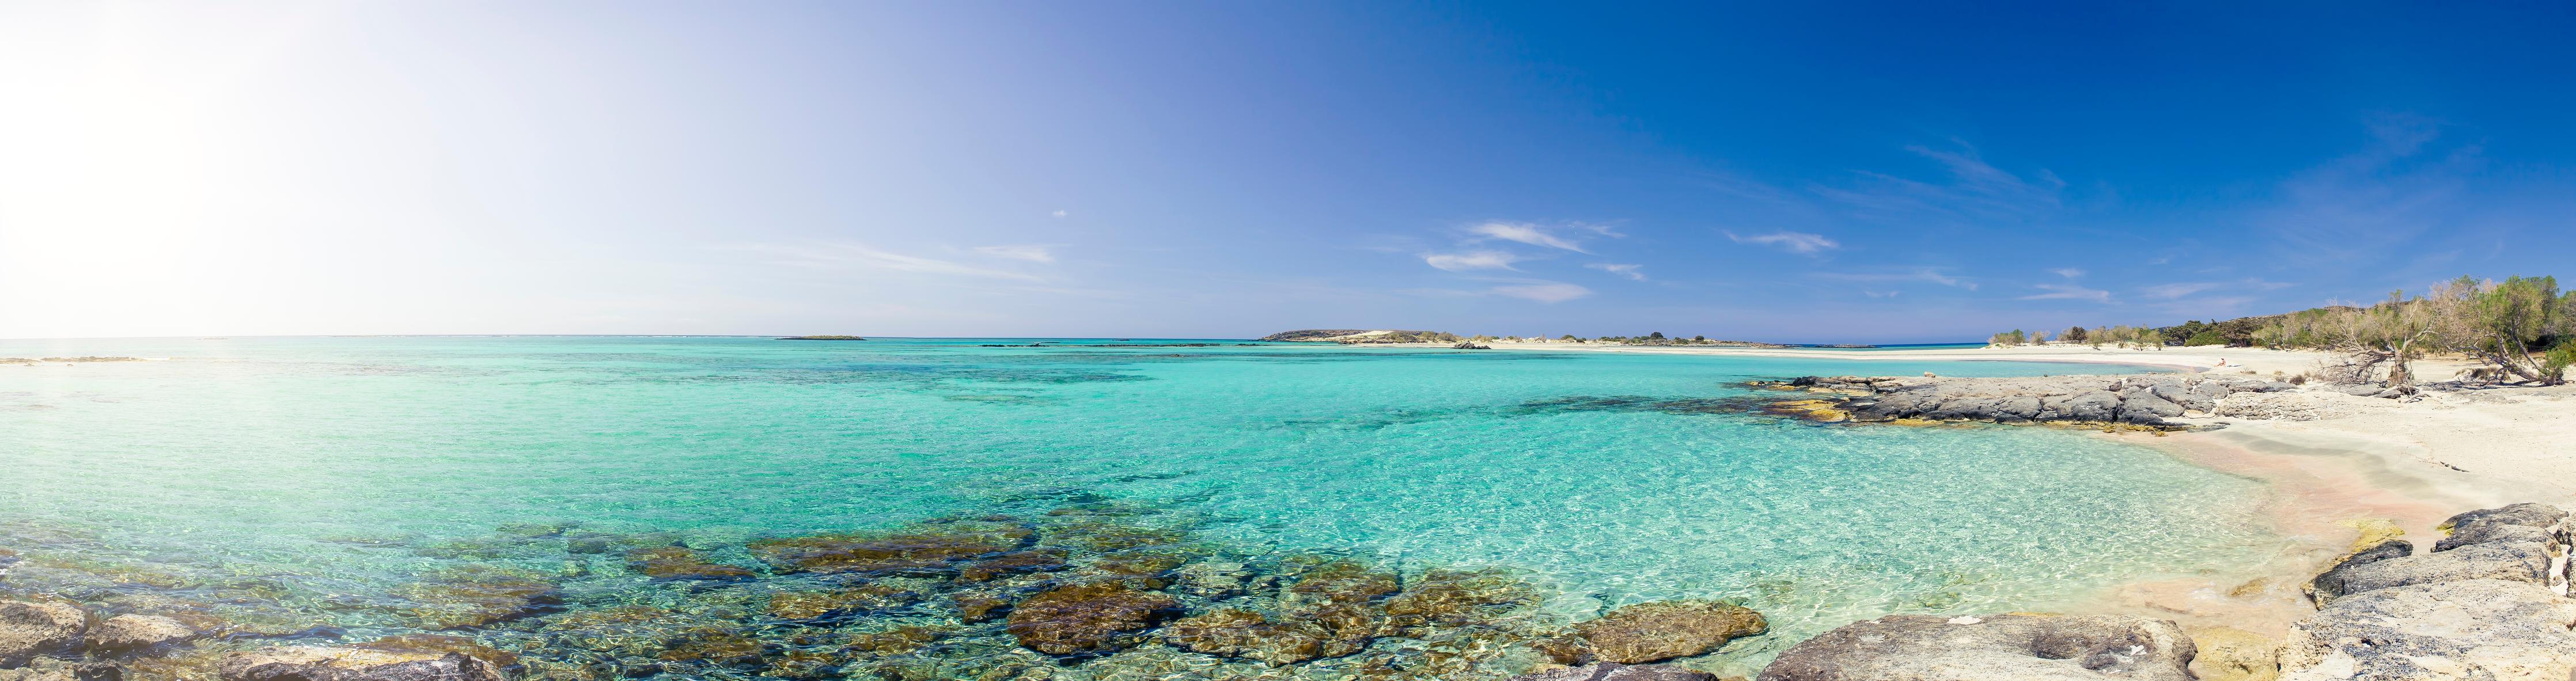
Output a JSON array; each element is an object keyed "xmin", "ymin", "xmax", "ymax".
[{"xmin": 4, "ymin": 2, "xmax": 2573, "ymax": 342}]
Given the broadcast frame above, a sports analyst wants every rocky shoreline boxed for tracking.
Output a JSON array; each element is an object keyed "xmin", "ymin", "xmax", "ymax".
[
  {"xmin": 1753, "ymin": 374, "xmax": 2314, "ymax": 429},
  {"xmin": 1508, "ymin": 501, "xmax": 2576, "ymax": 681}
]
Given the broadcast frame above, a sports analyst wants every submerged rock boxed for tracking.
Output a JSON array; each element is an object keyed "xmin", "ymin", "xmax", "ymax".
[
  {"xmin": 1003, "ymin": 582, "xmax": 1182, "ymax": 657},
  {"xmin": 748, "ymin": 519, "xmax": 1032, "ymax": 575},
  {"xmin": 0, "ymin": 600, "xmax": 85, "ymax": 668},
  {"xmin": 623, "ymin": 547, "xmax": 754, "ymax": 581},
  {"xmin": 1161, "ymin": 608, "xmax": 1327, "ymax": 665},
  {"xmin": 84, "ymin": 615, "xmax": 196, "ymax": 657},
  {"xmin": 216, "ymin": 646, "xmax": 505, "ymax": 681},
  {"xmin": 1513, "ymin": 663, "xmax": 1725, "ymax": 681},
  {"xmin": 398, "ymin": 568, "xmax": 562, "ymax": 630},
  {"xmin": 1759, "ymin": 613, "xmax": 2195, "ymax": 681},
  {"xmin": 2279, "ymin": 579, "xmax": 2576, "ymax": 680},
  {"xmin": 1571, "ymin": 600, "xmax": 1766, "ymax": 664},
  {"xmin": 764, "ymin": 584, "xmax": 922, "ymax": 620}
]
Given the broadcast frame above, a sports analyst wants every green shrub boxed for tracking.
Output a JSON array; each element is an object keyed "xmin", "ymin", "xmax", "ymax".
[{"xmin": 2184, "ymin": 330, "xmax": 2227, "ymax": 347}]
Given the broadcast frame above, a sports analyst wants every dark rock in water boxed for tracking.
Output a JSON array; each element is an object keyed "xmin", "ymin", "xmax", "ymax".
[
  {"xmin": 2279, "ymin": 579, "xmax": 2576, "ymax": 680},
  {"xmin": 85, "ymin": 615, "xmax": 197, "ymax": 657},
  {"xmin": 396, "ymin": 568, "xmax": 562, "ymax": 630},
  {"xmin": 1381, "ymin": 569, "xmax": 1538, "ymax": 637},
  {"xmin": 217, "ymin": 647, "xmax": 505, "ymax": 681},
  {"xmin": 0, "ymin": 600, "xmax": 85, "ymax": 667},
  {"xmin": 764, "ymin": 584, "xmax": 922, "ymax": 621},
  {"xmin": 2434, "ymin": 502, "xmax": 2567, "ymax": 552},
  {"xmin": 748, "ymin": 518, "xmax": 1033, "ymax": 575},
  {"xmin": 351, "ymin": 635, "xmax": 519, "ymax": 671},
  {"xmin": 957, "ymin": 549, "xmax": 1068, "ymax": 583},
  {"xmin": 1162, "ymin": 609, "xmax": 1328, "ymax": 665},
  {"xmin": 2307, "ymin": 538, "xmax": 2414, "ymax": 606},
  {"xmin": 1513, "ymin": 663, "xmax": 1723, "ymax": 681},
  {"xmin": 623, "ymin": 547, "xmax": 754, "ymax": 581},
  {"xmin": 947, "ymin": 589, "xmax": 1017, "ymax": 623},
  {"xmin": 1758, "ymin": 614, "xmax": 2195, "ymax": 681},
  {"xmin": 1278, "ymin": 560, "xmax": 1400, "ymax": 656},
  {"xmin": 1003, "ymin": 582, "xmax": 1181, "ymax": 657},
  {"xmin": 1568, "ymin": 600, "xmax": 1766, "ymax": 664}
]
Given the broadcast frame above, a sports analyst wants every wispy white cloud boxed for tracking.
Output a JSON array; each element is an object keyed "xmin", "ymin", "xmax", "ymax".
[
  {"xmin": 1467, "ymin": 222, "xmax": 1601, "ymax": 253},
  {"xmin": 971, "ymin": 244, "xmax": 1056, "ymax": 263},
  {"xmin": 1586, "ymin": 263, "xmax": 1646, "ymax": 281},
  {"xmin": 2020, "ymin": 283, "xmax": 2111, "ymax": 302},
  {"xmin": 1726, "ymin": 230, "xmax": 1840, "ymax": 254},
  {"xmin": 1491, "ymin": 281, "xmax": 1592, "ymax": 303},
  {"xmin": 741, "ymin": 243, "xmax": 1044, "ymax": 282},
  {"xmin": 1810, "ymin": 140, "xmax": 2066, "ymax": 222},
  {"xmin": 1424, "ymin": 250, "xmax": 1521, "ymax": 272},
  {"xmin": 1050, "ymin": 210, "xmax": 1068, "ymax": 218},
  {"xmin": 2049, "ymin": 268, "xmax": 2085, "ymax": 278},
  {"xmin": 1814, "ymin": 268, "xmax": 1977, "ymax": 290},
  {"xmin": 2141, "ymin": 282, "xmax": 2219, "ymax": 299},
  {"xmin": 1862, "ymin": 290, "xmax": 1900, "ymax": 298}
]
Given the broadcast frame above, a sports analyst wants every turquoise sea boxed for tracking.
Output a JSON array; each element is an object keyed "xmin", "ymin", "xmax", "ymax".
[{"xmin": 0, "ymin": 337, "xmax": 2274, "ymax": 679}]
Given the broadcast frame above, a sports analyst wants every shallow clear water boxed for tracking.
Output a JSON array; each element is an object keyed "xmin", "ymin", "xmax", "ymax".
[{"xmin": 0, "ymin": 337, "xmax": 2272, "ymax": 678}]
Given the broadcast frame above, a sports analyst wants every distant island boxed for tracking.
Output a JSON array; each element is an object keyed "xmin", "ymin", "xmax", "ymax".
[
  {"xmin": 777, "ymin": 335, "xmax": 867, "ymax": 341},
  {"xmin": 1258, "ymin": 329, "xmax": 1863, "ymax": 348}
]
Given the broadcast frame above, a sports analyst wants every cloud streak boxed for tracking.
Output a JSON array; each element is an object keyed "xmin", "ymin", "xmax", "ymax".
[
  {"xmin": 971, "ymin": 244, "xmax": 1056, "ymax": 263},
  {"xmin": 1726, "ymin": 230, "xmax": 1840, "ymax": 254},
  {"xmin": 2020, "ymin": 283, "xmax": 2111, "ymax": 302},
  {"xmin": 1586, "ymin": 263, "xmax": 1646, "ymax": 281},
  {"xmin": 1490, "ymin": 281, "xmax": 1592, "ymax": 303},
  {"xmin": 1424, "ymin": 250, "xmax": 1521, "ymax": 272}
]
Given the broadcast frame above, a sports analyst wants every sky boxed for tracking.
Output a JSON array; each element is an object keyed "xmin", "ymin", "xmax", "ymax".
[{"xmin": 4, "ymin": 2, "xmax": 2573, "ymax": 343}]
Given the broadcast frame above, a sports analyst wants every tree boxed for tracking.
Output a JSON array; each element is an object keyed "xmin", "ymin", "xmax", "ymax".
[
  {"xmin": 2065, "ymin": 326, "xmax": 2088, "ymax": 342},
  {"xmin": 1647, "ymin": 331, "xmax": 1665, "ymax": 340},
  {"xmin": 2463, "ymin": 276, "xmax": 2565, "ymax": 383}
]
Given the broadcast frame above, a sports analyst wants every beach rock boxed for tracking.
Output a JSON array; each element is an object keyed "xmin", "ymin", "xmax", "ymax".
[
  {"xmin": 2189, "ymin": 627, "xmax": 2279, "ymax": 681},
  {"xmin": 1512, "ymin": 663, "xmax": 1725, "ymax": 681},
  {"xmin": 1757, "ymin": 613, "xmax": 2196, "ymax": 681},
  {"xmin": 1, "ymin": 600, "xmax": 85, "ymax": 668},
  {"xmin": 1003, "ymin": 582, "xmax": 1182, "ymax": 657},
  {"xmin": 85, "ymin": 615, "xmax": 196, "ymax": 656},
  {"xmin": 2312, "ymin": 540, "xmax": 2551, "ymax": 606},
  {"xmin": 2279, "ymin": 579, "xmax": 2576, "ymax": 680},
  {"xmin": 623, "ymin": 547, "xmax": 754, "ymax": 581},
  {"xmin": 2433, "ymin": 503, "xmax": 2566, "ymax": 552},
  {"xmin": 2305, "ymin": 538, "xmax": 2414, "ymax": 605},
  {"xmin": 216, "ymin": 646, "xmax": 505, "ymax": 681},
  {"xmin": 2063, "ymin": 391, "xmax": 2119, "ymax": 422},
  {"xmin": 1573, "ymin": 600, "xmax": 1767, "ymax": 664}
]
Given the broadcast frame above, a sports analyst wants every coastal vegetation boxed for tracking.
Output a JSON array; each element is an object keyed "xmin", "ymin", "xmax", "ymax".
[
  {"xmin": 1994, "ymin": 275, "xmax": 2576, "ymax": 386},
  {"xmin": 778, "ymin": 336, "xmax": 868, "ymax": 341}
]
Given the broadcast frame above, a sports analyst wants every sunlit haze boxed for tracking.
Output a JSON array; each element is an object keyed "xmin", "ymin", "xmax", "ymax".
[{"xmin": 6, "ymin": 3, "xmax": 2573, "ymax": 341}]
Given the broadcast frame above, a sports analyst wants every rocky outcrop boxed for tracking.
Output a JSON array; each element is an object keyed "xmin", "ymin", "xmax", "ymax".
[
  {"xmin": 1564, "ymin": 601, "xmax": 1767, "ymax": 664},
  {"xmin": 2275, "ymin": 503, "xmax": 2576, "ymax": 680},
  {"xmin": 1762, "ymin": 375, "xmax": 2295, "ymax": 428},
  {"xmin": 84, "ymin": 615, "xmax": 196, "ymax": 657},
  {"xmin": 2280, "ymin": 580, "xmax": 2576, "ymax": 680},
  {"xmin": 1513, "ymin": 663, "xmax": 1726, "ymax": 681},
  {"xmin": 0, "ymin": 602, "xmax": 84, "ymax": 668},
  {"xmin": 216, "ymin": 646, "xmax": 504, "ymax": 681},
  {"xmin": 1757, "ymin": 614, "xmax": 2197, "ymax": 681}
]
